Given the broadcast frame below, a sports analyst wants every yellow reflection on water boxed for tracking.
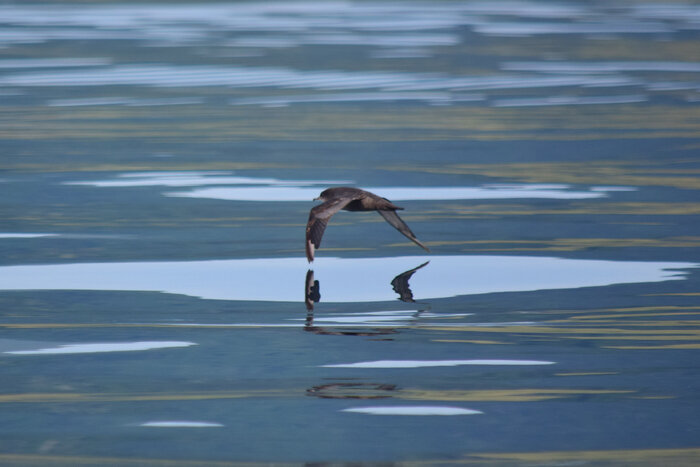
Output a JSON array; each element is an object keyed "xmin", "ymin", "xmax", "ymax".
[
  {"xmin": 605, "ymin": 343, "xmax": 700, "ymax": 350},
  {"xmin": 3, "ymin": 105, "xmax": 700, "ymax": 150},
  {"xmin": 465, "ymin": 447, "xmax": 700, "ymax": 467},
  {"xmin": 0, "ymin": 387, "xmax": 638, "ymax": 405},
  {"xmin": 3, "ymin": 447, "xmax": 699, "ymax": 467},
  {"xmin": 399, "ymin": 236, "xmax": 700, "ymax": 253},
  {"xmin": 387, "ymin": 160, "xmax": 700, "ymax": 190},
  {"xmin": 400, "ymin": 388, "xmax": 634, "ymax": 402}
]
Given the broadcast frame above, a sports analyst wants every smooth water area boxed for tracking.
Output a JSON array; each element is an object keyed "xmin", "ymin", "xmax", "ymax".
[
  {"xmin": 1, "ymin": 1, "xmax": 700, "ymax": 465},
  {"xmin": 0, "ymin": 255, "xmax": 693, "ymax": 302}
]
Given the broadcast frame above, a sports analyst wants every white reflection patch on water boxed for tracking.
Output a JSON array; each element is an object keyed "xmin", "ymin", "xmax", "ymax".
[
  {"xmin": 300, "ymin": 311, "xmax": 471, "ymax": 325},
  {"xmin": 0, "ymin": 233, "xmax": 59, "ymax": 239},
  {"xmin": 167, "ymin": 185, "xmax": 615, "ymax": 202},
  {"xmin": 65, "ymin": 171, "xmax": 352, "ymax": 188},
  {"xmin": 0, "ymin": 233, "xmax": 132, "ymax": 240},
  {"xmin": 322, "ymin": 359, "xmax": 554, "ymax": 368},
  {"xmin": 4, "ymin": 341, "xmax": 196, "ymax": 355},
  {"xmin": 0, "ymin": 256, "xmax": 693, "ymax": 303},
  {"xmin": 303, "ymin": 310, "xmax": 420, "ymax": 325},
  {"xmin": 0, "ymin": 64, "xmax": 641, "ymax": 92},
  {"xmin": 140, "ymin": 421, "xmax": 224, "ymax": 428},
  {"xmin": 342, "ymin": 406, "xmax": 482, "ymax": 416},
  {"xmin": 0, "ymin": 58, "xmax": 112, "ymax": 68}
]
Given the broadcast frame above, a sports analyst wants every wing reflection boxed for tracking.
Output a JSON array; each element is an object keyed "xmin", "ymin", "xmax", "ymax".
[
  {"xmin": 391, "ymin": 260, "xmax": 430, "ymax": 303},
  {"xmin": 305, "ymin": 261, "xmax": 429, "ymax": 311}
]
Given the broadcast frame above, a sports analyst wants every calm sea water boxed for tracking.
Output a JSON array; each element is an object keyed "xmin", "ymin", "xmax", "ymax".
[{"xmin": 1, "ymin": 1, "xmax": 700, "ymax": 465}]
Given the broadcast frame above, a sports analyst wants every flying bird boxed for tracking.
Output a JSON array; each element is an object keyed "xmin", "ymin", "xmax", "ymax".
[{"xmin": 305, "ymin": 187, "xmax": 430, "ymax": 262}]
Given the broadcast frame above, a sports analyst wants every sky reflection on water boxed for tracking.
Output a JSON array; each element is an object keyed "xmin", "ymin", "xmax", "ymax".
[
  {"xmin": 342, "ymin": 406, "xmax": 482, "ymax": 416},
  {"xmin": 0, "ymin": 255, "xmax": 693, "ymax": 303},
  {"xmin": 167, "ymin": 185, "xmax": 614, "ymax": 201},
  {"xmin": 65, "ymin": 171, "xmax": 633, "ymax": 201},
  {"xmin": 4, "ymin": 341, "xmax": 196, "ymax": 356},
  {"xmin": 139, "ymin": 421, "xmax": 224, "ymax": 428},
  {"xmin": 65, "ymin": 171, "xmax": 351, "ymax": 188}
]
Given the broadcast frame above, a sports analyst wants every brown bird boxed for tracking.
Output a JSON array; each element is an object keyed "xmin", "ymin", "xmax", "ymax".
[{"xmin": 305, "ymin": 187, "xmax": 430, "ymax": 262}]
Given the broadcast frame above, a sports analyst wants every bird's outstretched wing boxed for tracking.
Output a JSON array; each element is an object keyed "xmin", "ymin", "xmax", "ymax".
[
  {"xmin": 306, "ymin": 197, "xmax": 357, "ymax": 262},
  {"xmin": 378, "ymin": 209, "xmax": 430, "ymax": 252}
]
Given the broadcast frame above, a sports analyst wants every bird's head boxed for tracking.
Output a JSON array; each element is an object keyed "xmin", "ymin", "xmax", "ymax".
[{"xmin": 313, "ymin": 188, "xmax": 332, "ymax": 202}]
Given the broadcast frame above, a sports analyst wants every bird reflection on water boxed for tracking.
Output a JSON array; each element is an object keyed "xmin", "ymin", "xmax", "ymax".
[
  {"xmin": 304, "ymin": 269, "xmax": 321, "ymax": 311},
  {"xmin": 390, "ymin": 261, "xmax": 430, "ymax": 303},
  {"xmin": 306, "ymin": 382, "xmax": 397, "ymax": 399},
  {"xmin": 304, "ymin": 261, "xmax": 430, "ymax": 336}
]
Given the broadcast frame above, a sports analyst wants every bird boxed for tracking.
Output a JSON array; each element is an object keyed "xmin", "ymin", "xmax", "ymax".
[{"xmin": 305, "ymin": 187, "xmax": 430, "ymax": 262}]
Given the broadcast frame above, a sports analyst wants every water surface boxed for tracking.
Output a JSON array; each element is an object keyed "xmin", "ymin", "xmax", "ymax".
[{"xmin": 1, "ymin": 1, "xmax": 699, "ymax": 465}]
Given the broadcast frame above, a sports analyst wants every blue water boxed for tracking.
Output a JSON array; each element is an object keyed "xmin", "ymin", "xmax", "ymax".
[{"xmin": 1, "ymin": 1, "xmax": 700, "ymax": 465}]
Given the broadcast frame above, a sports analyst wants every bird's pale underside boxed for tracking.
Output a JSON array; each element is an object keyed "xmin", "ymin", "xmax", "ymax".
[{"xmin": 305, "ymin": 187, "xmax": 430, "ymax": 262}]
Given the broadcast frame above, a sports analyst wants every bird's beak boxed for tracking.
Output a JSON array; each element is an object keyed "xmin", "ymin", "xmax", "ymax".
[{"xmin": 313, "ymin": 196, "xmax": 321, "ymax": 201}]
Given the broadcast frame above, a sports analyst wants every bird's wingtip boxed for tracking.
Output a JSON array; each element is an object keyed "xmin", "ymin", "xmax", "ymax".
[{"xmin": 415, "ymin": 240, "xmax": 430, "ymax": 253}]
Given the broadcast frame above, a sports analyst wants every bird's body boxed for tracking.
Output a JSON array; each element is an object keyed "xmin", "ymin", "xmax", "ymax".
[{"xmin": 305, "ymin": 187, "xmax": 430, "ymax": 262}]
